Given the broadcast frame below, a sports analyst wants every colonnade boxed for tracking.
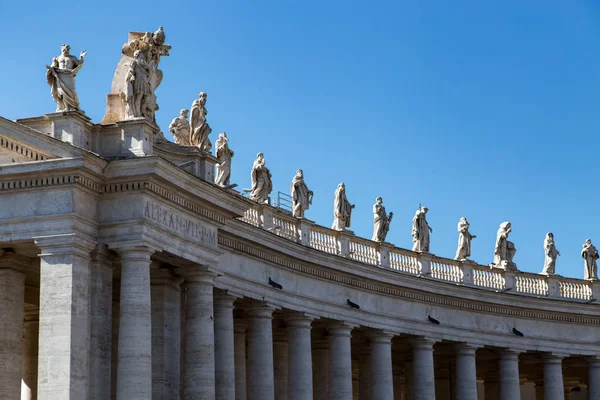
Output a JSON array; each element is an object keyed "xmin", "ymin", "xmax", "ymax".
[{"xmin": 0, "ymin": 244, "xmax": 598, "ymax": 399}]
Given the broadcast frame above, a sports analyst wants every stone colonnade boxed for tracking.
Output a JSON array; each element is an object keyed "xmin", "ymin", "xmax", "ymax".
[{"xmin": 0, "ymin": 243, "xmax": 597, "ymax": 399}]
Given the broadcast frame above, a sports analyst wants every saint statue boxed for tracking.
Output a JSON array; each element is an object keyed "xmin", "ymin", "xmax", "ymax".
[
  {"xmin": 250, "ymin": 153, "xmax": 272, "ymax": 203},
  {"xmin": 290, "ymin": 169, "xmax": 313, "ymax": 218},
  {"xmin": 372, "ymin": 197, "xmax": 393, "ymax": 242},
  {"xmin": 411, "ymin": 206, "xmax": 432, "ymax": 252},
  {"xmin": 581, "ymin": 239, "xmax": 599, "ymax": 280},
  {"xmin": 124, "ymin": 50, "xmax": 152, "ymax": 119},
  {"xmin": 494, "ymin": 222, "xmax": 517, "ymax": 270},
  {"xmin": 541, "ymin": 233, "xmax": 560, "ymax": 275},
  {"xmin": 215, "ymin": 132, "xmax": 234, "ymax": 187},
  {"xmin": 46, "ymin": 44, "xmax": 87, "ymax": 112},
  {"xmin": 455, "ymin": 217, "xmax": 476, "ymax": 260},
  {"xmin": 332, "ymin": 183, "xmax": 354, "ymax": 231},
  {"xmin": 189, "ymin": 92, "xmax": 212, "ymax": 152},
  {"xmin": 169, "ymin": 109, "xmax": 191, "ymax": 145}
]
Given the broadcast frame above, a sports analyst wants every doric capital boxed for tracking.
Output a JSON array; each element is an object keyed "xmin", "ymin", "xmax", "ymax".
[
  {"xmin": 542, "ymin": 353, "xmax": 566, "ymax": 363},
  {"xmin": 0, "ymin": 252, "xmax": 32, "ymax": 274},
  {"xmin": 213, "ymin": 293, "xmax": 237, "ymax": 309},
  {"xmin": 34, "ymin": 233, "xmax": 96, "ymax": 258},
  {"xmin": 409, "ymin": 336, "xmax": 437, "ymax": 350},
  {"xmin": 368, "ymin": 330, "xmax": 395, "ymax": 343},
  {"xmin": 327, "ymin": 322, "xmax": 354, "ymax": 337},
  {"xmin": 455, "ymin": 342, "xmax": 480, "ymax": 356},
  {"xmin": 150, "ymin": 267, "xmax": 184, "ymax": 290},
  {"xmin": 234, "ymin": 318, "xmax": 248, "ymax": 333},
  {"xmin": 90, "ymin": 243, "xmax": 117, "ymax": 266},
  {"xmin": 498, "ymin": 348, "xmax": 521, "ymax": 361},
  {"xmin": 246, "ymin": 302, "xmax": 277, "ymax": 319},
  {"xmin": 285, "ymin": 311, "xmax": 316, "ymax": 327}
]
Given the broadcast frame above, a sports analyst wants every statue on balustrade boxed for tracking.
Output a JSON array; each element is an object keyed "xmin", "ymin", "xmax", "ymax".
[
  {"xmin": 372, "ymin": 197, "xmax": 393, "ymax": 242},
  {"xmin": 250, "ymin": 152, "xmax": 272, "ymax": 203},
  {"xmin": 581, "ymin": 239, "xmax": 599, "ymax": 280},
  {"xmin": 541, "ymin": 232, "xmax": 560, "ymax": 275},
  {"xmin": 411, "ymin": 206, "xmax": 432, "ymax": 252},
  {"xmin": 215, "ymin": 133, "xmax": 234, "ymax": 187},
  {"xmin": 189, "ymin": 92, "xmax": 212, "ymax": 152},
  {"xmin": 124, "ymin": 50, "xmax": 154, "ymax": 120},
  {"xmin": 455, "ymin": 217, "xmax": 476, "ymax": 260},
  {"xmin": 493, "ymin": 222, "xmax": 517, "ymax": 270},
  {"xmin": 168, "ymin": 109, "xmax": 191, "ymax": 145},
  {"xmin": 290, "ymin": 169, "xmax": 313, "ymax": 218},
  {"xmin": 332, "ymin": 182, "xmax": 354, "ymax": 231},
  {"xmin": 46, "ymin": 44, "xmax": 87, "ymax": 112}
]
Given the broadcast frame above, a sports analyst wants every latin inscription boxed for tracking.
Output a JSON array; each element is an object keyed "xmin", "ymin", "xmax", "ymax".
[{"xmin": 144, "ymin": 201, "xmax": 217, "ymax": 246}]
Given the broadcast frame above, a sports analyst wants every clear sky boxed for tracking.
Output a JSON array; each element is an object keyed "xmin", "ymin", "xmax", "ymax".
[{"xmin": 2, "ymin": 0, "xmax": 600, "ymax": 278}]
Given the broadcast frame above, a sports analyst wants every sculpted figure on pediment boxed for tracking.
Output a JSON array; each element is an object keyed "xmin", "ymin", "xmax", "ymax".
[
  {"xmin": 494, "ymin": 222, "xmax": 517, "ymax": 270},
  {"xmin": 189, "ymin": 92, "xmax": 212, "ymax": 152},
  {"xmin": 250, "ymin": 152, "xmax": 272, "ymax": 203},
  {"xmin": 455, "ymin": 217, "xmax": 476, "ymax": 260},
  {"xmin": 290, "ymin": 169, "xmax": 313, "ymax": 218},
  {"xmin": 215, "ymin": 132, "xmax": 234, "ymax": 187},
  {"xmin": 169, "ymin": 109, "xmax": 191, "ymax": 145},
  {"xmin": 582, "ymin": 239, "xmax": 599, "ymax": 280},
  {"xmin": 46, "ymin": 44, "xmax": 86, "ymax": 112},
  {"xmin": 372, "ymin": 197, "xmax": 392, "ymax": 242},
  {"xmin": 332, "ymin": 183, "xmax": 354, "ymax": 231},
  {"xmin": 541, "ymin": 232, "xmax": 560, "ymax": 275},
  {"xmin": 411, "ymin": 206, "xmax": 432, "ymax": 252}
]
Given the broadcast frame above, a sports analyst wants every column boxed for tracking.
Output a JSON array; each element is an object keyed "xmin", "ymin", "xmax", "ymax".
[
  {"xmin": 214, "ymin": 293, "xmax": 236, "ymax": 400},
  {"xmin": 247, "ymin": 304, "xmax": 276, "ymax": 400},
  {"xmin": 410, "ymin": 337, "xmax": 436, "ymax": 400},
  {"xmin": 0, "ymin": 255, "xmax": 26, "ymax": 400},
  {"xmin": 89, "ymin": 245, "xmax": 115, "ymax": 400},
  {"xmin": 183, "ymin": 271, "xmax": 217, "ymax": 400},
  {"xmin": 589, "ymin": 358, "xmax": 600, "ymax": 400},
  {"xmin": 151, "ymin": 268, "xmax": 183, "ymax": 400},
  {"xmin": 273, "ymin": 328, "xmax": 288, "ymax": 400},
  {"xmin": 234, "ymin": 319, "xmax": 248, "ymax": 400},
  {"xmin": 484, "ymin": 380, "xmax": 499, "ymax": 400},
  {"xmin": 21, "ymin": 307, "xmax": 39, "ymax": 400},
  {"xmin": 370, "ymin": 332, "xmax": 394, "ymax": 400},
  {"xmin": 455, "ymin": 343, "xmax": 478, "ymax": 400},
  {"xmin": 498, "ymin": 349, "xmax": 520, "ymax": 400},
  {"xmin": 115, "ymin": 246, "xmax": 153, "ymax": 400},
  {"xmin": 35, "ymin": 234, "xmax": 93, "ymax": 399},
  {"xmin": 328, "ymin": 324, "xmax": 353, "ymax": 400},
  {"xmin": 286, "ymin": 314, "xmax": 313, "ymax": 400},
  {"xmin": 543, "ymin": 354, "xmax": 564, "ymax": 400},
  {"xmin": 312, "ymin": 339, "xmax": 329, "ymax": 400},
  {"xmin": 358, "ymin": 347, "xmax": 371, "ymax": 400},
  {"xmin": 392, "ymin": 364, "xmax": 405, "ymax": 400}
]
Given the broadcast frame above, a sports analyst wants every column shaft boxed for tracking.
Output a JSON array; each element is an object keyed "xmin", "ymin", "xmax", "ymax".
[
  {"xmin": 312, "ymin": 340, "xmax": 329, "ymax": 400},
  {"xmin": 328, "ymin": 325, "xmax": 353, "ymax": 400},
  {"xmin": 411, "ymin": 338, "xmax": 436, "ymax": 400},
  {"xmin": 370, "ymin": 333, "xmax": 394, "ymax": 400},
  {"xmin": 21, "ymin": 308, "xmax": 39, "ymax": 400},
  {"xmin": 247, "ymin": 305, "xmax": 275, "ymax": 400},
  {"xmin": 116, "ymin": 247, "xmax": 153, "ymax": 400},
  {"xmin": 234, "ymin": 320, "xmax": 248, "ymax": 400},
  {"xmin": 455, "ymin": 344, "xmax": 478, "ymax": 400},
  {"xmin": 589, "ymin": 359, "xmax": 600, "ymax": 400},
  {"xmin": 0, "ymin": 268, "xmax": 25, "ymax": 399},
  {"xmin": 273, "ymin": 332, "xmax": 288, "ymax": 400},
  {"xmin": 183, "ymin": 272, "xmax": 216, "ymax": 400},
  {"xmin": 498, "ymin": 350, "xmax": 520, "ymax": 400},
  {"xmin": 287, "ymin": 316, "xmax": 313, "ymax": 400},
  {"xmin": 543, "ymin": 355, "xmax": 564, "ymax": 400},
  {"xmin": 359, "ymin": 350, "xmax": 371, "ymax": 400},
  {"xmin": 214, "ymin": 294, "xmax": 236, "ymax": 400}
]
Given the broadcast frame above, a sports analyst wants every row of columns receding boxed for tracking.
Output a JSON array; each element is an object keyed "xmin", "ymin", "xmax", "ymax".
[{"xmin": 0, "ymin": 245, "xmax": 599, "ymax": 399}]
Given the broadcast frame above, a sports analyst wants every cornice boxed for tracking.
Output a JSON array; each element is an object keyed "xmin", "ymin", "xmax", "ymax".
[{"xmin": 218, "ymin": 234, "xmax": 600, "ymax": 326}]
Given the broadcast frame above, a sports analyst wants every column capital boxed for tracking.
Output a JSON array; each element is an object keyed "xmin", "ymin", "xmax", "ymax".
[
  {"xmin": 369, "ymin": 330, "xmax": 395, "ymax": 343},
  {"xmin": 409, "ymin": 336, "xmax": 437, "ymax": 349},
  {"xmin": 34, "ymin": 233, "xmax": 96, "ymax": 257},
  {"xmin": 246, "ymin": 303, "xmax": 276, "ymax": 319},
  {"xmin": 285, "ymin": 312, "xmax": 316, "ymax": 327},
  {"xmin": 184, "ymin": 269, "xmax": 218, "ymax": 285},
  {"xmin": 115, "ymin": 246, "xmax": 154, "ymax": 262},
  {"xmin": 90, "ymin": 244, "xmax": 117, "ymax": 266},
  {"xmin": 0, "ymin": 252, "xmax": 32, "ymax": 274},
  {"xmin": 327, "ymin": 323, "xmax": 354, "ymax": 337},
  {"xmin": 498, "ymin": 348, "xmax": 521, "ymax": 360},
  {"xmin": 455, "ymin": 342, "xmax": 480, "ymax": 356},
  {"xmin": 543, "ymin": 353, "xmax": 566, "ymax": 363},
  {"xmin": 214, "ymin": 293, "xmax": 237, "ymax": 309},
  {"xmin": 588, "ymin": 356, "xmax": 600, "ymax": 367},
  {"xmin": 150, "ymin": 267, "xmax": 184, "ymax": 289},
  {"xmin": 234, "ymin": 318, "xmax": 248, "ymax": 333}
]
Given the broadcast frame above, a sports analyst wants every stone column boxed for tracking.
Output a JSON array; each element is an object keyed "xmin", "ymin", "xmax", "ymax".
[
  {"xmin": 273, "ymin": 328, "xmax": 289, "ymax": 400},
  {"xmin": 247, "ymin": 304, "xmax": 276, "ymax": 400},
  {"xmin": 234, "ymin": 319, "xmax": 248, "ymax": 400},
  {"xmin": 183, "ymin": 270, "xmax": 217, "ymax": 400},
  {"xmin": 115, "ymin": 246, "xmax": 154, "ymax": 400},
  {"xmin": 455, "ymin": 343, "xmax": 478, "ymax": 400},
  {"xmin": 286, "ymin": 314, "xmax": 313, "ymax": 400},
  {"xmin": 498, "ymin": 349, "xmax": 520, "ymax": 400},
  {"xmin": 35, "ymin": 234, "xmax": 93, "ymax": 399},
  {"xmin": 0, "ymin": 254, "xmax": 26, "ymax": 400},
  {"xmin": 410, "ymin": 337, "xmax": 436, "ymax": 400},
  {"xmin": 370, "ymin": 332, "xmax": 394, "ymax": 400},
  {"xmin": 151, "ymin": 267, "xmax": 183, "ymax": 400},
  {"xmin": 589, "ymin": 357, "xmax": 600, "ymax": 400},
  {"xmin": 328, "ymin": 324, "xmax": 353, "ymax": 400},
  {"xmin": 358, "ymin": 347, "xmax": 371, "ymax": 400},
  {"xmin": 214, "ymin": 293, "xmax": 237, "ymax": 400},
  {"xmin": 543, "ymin": 354, "xmax": 564, "ymax": 400},
  {"xmin": 312, "ymin": 339, "xmax": 329, "ymax": 400},
  {"xmin": 89, "ymin": 245, "xmax": 115, "ymax": 400},
  {"xmin": 21, "ymin": 306, "xmax": 39, "ymax": 400}
]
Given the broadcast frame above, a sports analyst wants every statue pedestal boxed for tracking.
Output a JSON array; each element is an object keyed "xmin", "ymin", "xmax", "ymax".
[
  {"xmin": 96, "ymin": 118, "xmax": 158, "ymax": 158},
  {"xmin": 100, "ymin": 93, "xmax": 125, "ymax": 125},
  {"xmin": 152, "ymin": 142, "xmax": 218, "ymax": 183},
  {"xmin": 17, "ymin": 110, "xmax": 94, "ymax": 151}
]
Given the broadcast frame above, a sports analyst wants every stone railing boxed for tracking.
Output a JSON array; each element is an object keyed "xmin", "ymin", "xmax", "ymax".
[{"xmin": 238, "ymin": 204, "xmax": 600, "ymax": 303}]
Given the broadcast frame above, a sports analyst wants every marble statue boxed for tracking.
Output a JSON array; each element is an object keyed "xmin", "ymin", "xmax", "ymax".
[
  {"xmin": 411, "ymin": 206, "xmax": 432, "ymax": 252},
  {"xmin": 124, "ymin": 50, "xmax": 153, "ymax": 120},
  {"xmin": 215, "ymin": 133, "xmax": 234, "ymax": 187},
  {"xmin": 494, "ymin": 222, "xmax": 517, "ymax": 270},
  {"xmin": 189, "ymin": 92, "xmax": 212, "ymax": 152},
  {"xmin": 168, "ymin": 109, "xmax": 191, "ymax": 145},
  {"xmin": 332, "ymin": 183, "xmax": 354, "ymax": 231},
  {"xmin": 455, "ymin": 217, "xmax": 476, "ymax": 260},
  {"xmin": 46, "ymin": 44, "xmax": 87, "ymax": 112},
  {"xmin": 250, "ymin": 153, "xmax": 272, "ymax": 203},
  {"xmin": 290, "ymin": 169, "xmax": 313, "ymax": 218},
  {"xmin": 541, "ymin": 233, "xmax": 560, "ymax": 275},
  {"xmin": 372, "ymin": 197, "xmax": 393, "ymax": 242},
  {"xmin": 581, "ymin": 239, "xmax": 599, "ymax": 280}
]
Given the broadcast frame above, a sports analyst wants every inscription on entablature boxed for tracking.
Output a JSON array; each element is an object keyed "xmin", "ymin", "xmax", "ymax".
[{"xmin": 144, "ymin": 200, "xmax": 217, "ymax": 247}]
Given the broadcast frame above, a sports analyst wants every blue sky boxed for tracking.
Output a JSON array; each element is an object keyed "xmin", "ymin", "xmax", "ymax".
[{"xmin": 2, "ymin": 1, "xmax": 600, "ymax": 278}]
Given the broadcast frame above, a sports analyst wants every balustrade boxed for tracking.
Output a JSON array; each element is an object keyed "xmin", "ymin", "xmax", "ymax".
[
  {"xmin": 271, "ymin": 214, "xmax": 297, "ymax": 241},
  {"xmin": 348, "ymin": 238, "xmax": 379, "ymax": 266},
  {"xmin": 472, "ymin": 266, "xmax": 505, "ymax": 290},
  {"xmin": 389, "ymin": 249, "xmax": 420, "ymax": 275},
  {"xmin": 309, "ymin": 226, "xmax": 338, "ymax": 255},
  {"xmin": 431, "ymin": 258, "xmax": 463, "ymax": 283},
  {"xmin": 559, "ymin": 279, "xmax": 592, "ymax": 301},
  {"xmin": 515, "ymin": 275, "xmax": 548, "ymax": 296}
]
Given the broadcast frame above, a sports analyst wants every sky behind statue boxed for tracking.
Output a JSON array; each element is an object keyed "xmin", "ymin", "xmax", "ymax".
[{"xmin": 2, "ymin": 0, "xmax": 600, "ymax": 278}]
